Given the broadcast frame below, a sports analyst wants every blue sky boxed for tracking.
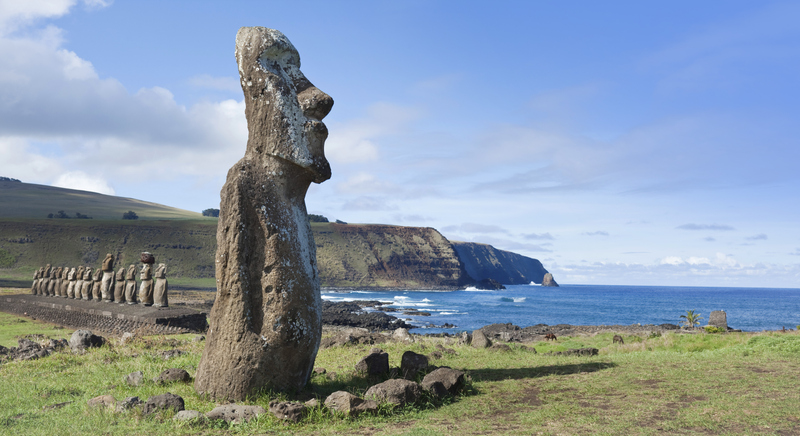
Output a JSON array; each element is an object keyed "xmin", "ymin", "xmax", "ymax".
[{"xmin": 1, "ymin": 0, "xmax": 799, "ymax": 287}]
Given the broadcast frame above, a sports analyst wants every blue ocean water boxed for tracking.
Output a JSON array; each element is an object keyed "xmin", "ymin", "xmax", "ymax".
[{"xmin": 322, "ymin": 284, "xmax": 800, "ymax": 334}]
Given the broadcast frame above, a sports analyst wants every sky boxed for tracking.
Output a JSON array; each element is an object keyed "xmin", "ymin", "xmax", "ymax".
[{"xmin": 1, "ymin": 0, "xmax": 799, "ymax": 288}]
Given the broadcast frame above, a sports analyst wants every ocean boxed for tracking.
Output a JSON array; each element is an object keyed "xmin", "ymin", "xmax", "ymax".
[{"xmin": 321, "ymin": 284, "xmax": 800, "ymax": 334}]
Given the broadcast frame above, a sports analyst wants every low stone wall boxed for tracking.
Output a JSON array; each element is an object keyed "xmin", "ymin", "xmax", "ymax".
[{"xmin": 1, "ymin": 294, "xmax": 207, "ymax": 335}]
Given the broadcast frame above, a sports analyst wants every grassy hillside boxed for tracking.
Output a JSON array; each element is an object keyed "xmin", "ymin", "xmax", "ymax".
[{"xmin": 0, "ymin": 180, "xmax": 204, "ymax": 220}]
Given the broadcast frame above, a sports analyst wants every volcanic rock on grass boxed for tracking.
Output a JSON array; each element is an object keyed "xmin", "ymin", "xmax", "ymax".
[
  {"xmin": 155, "ymin": 368, "xmax": 191, "ymax": 384},
  {"xmin": 205, "ymin": 405, "xmax": 267, "ymax": 423},
  {"xmin": 173, "ymin": 410, "xmax": 205, "ymax": 422},
  {"xmin": 320, "ymin": 329, "xmax": 387, "ymax": 348},
  {"xmin": 115, "ymin": 396, "xmax": 142, "ymax": 412},
  {"xmin": 194, "ymin": 27, "xmax": 333, "ymax": 400},
  {"xmin": 422, "ymin": 367, "xmax": 466, "ymax": 397},
  {"xmin": 69, "ymin": 330, "xmax": 105, "ymax": 352},
  {"xmin": 364, "ymin": 379, "xmax": 423, "ymax": 406},
  {"xmin": 547, "ymin": 348, "xmax": 599, "ymax": 356},
  {"xmin": 124, "ymin": 371, "xmax": 145, "ymax": 386},
  {"xmin": 393, "ymin": 328, "xmax": 414, "ymax": 343},
  {"xmin": 142, "ymin": 393, "xmax": 184, "ymax": 415},
  {"xmin": 87, "ymin": 395, "xmax": 116, "ymax": 409},
  {"xmin": 355, "ymin": 348, "xmax": 390, "ymax": 376},
  {"xmin": 324, "ymin": 391, "xmax": 378, "ymax": 416},
  {"xmin": 471, "ymin": 330, "xmax": 491, "ymax": 348},
  {"xmin": 401, "ymin": 351, "xmax": 429, "ymax": 379},
  {"xmin": 269, "ymin": 401, "xmax": 306, "ymax": 422}
]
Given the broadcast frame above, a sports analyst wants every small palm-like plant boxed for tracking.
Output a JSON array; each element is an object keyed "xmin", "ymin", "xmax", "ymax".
[{"xmin": 680, "ymin": 310, "xmax": 703, "ymax": 329}]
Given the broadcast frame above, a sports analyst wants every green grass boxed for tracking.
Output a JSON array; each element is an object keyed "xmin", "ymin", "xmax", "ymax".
[
  {"xmin": 2, "ymin": 323, "xmax": 800, "ymax": 435},
  {"xmin": 0, "ymin": 312, "xmax": 73, "ymax": 348}
]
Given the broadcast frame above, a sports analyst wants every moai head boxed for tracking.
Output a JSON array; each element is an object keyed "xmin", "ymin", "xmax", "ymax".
[
  {"xmin": 83, "ymin": 267, "xmax": 93, "ymax": 281},
  {"xmin": 116, "ymin": 267, "xmax": 126, "ymax": 281},
  {"xmin": 155, "ymin": 263, "xmax": 167, "ymax": 279},
  {"xmin": 235, "ymin": 27, "xmax": 333, "ymax": 184},
  {"xmin": 102, "ymin": 253, "xmax": 114, "ymax": 271},
  {"xmin": 126, "ymin": 264, "xmax": 136, "ymax": 280},
  {"xmin": 93, "ymin": 268, "xmax": 102, "ymax": 281}
]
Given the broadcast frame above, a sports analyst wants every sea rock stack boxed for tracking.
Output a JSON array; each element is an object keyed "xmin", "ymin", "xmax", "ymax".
[
  {"xmin": 541, "ymin": 273, "xmax": 559, "ymax": 287},
  {"xmin": 194, "ymin": 27, "xmax": 333, "ymax": 400}
]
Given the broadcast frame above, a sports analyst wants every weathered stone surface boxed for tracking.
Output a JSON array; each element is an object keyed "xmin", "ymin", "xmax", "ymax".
[
  {"xmin": 125, "ymin": 264, "xmax": 137, "ymax": 304},
  {"xmin": 114, "ymin": 267, "xmax": 126, "ymax": 303},
  {"xmin": 421, "ymin": 367, "xmax": 465, "ymax": 397},
  {"xmin": 87, "ymin": 395, "xmax": 116, "ymax": 409},
  {"xmin": 138, "ymin": 263, "xmax": 154, "ymax": 306},
  {"xmin": 124, "ymin": 371, "xmax": 145, "ymax": 386},
  {"xmin": 457, "ymin": 331, "xmax": 471, "ymax": 346},
  {"xmin": 541, "ymin": 272, "xmax": 559, "ymax": 287},
  {"xmin": 142, "ymin": 392, "xmax": 184, "ymax": 415},
  {"xmin": 69, "ymin": 329, "xmax": 105, "ymax": 352},
  {"xmin": 153, "ymin": 263, "xmax": 168, "ymax": 307},
  {"xmin": 162, "ymin": 349, "xmax": 185, "ymax": 360},
  {"xmin": 115, "ymin": 396, "xmax": 142, "ymax": 412},
  {"xmin": 489, "ymin": 343, "xmax": 512, "ymax": 352},
  {"xmin": 364, "ymin": 379, "xmax": 423, "ymax": 406},
  {"xmin": 101, "ymin": 253, "xmax": 115, "ymax": 301},
  {"xmin": 205, "ymin": 405, "xmax": 266, "ymax": 423},
  {"xmin": 268, "ymin": 401, "xmax": 306, "ymax": 422},
  {"xmin": 173, "ymin": 410, "xmax": 205, "ymax": 422},
  {"xmin": 324, "ymin": 391, "xmax": 377, "ymax": 416},
  {"xmin": 194, "ymin": 26, "xmax": 333, "ymax": 401},
  {"xmin": 471, "ymin": 330, "xmax": 491, "ymax": 348},
  {"xmin": 120, "ymin": 332, "xmax": 135, "ymax": 345},
  {"xmin": 355, "ymin": 348, "xmax": 389, "ymax": 376},
  {"xmin": 709, "ymin": 310, "xmax": 728, "ymax": 329},
  {"xmin": 155, "ymin": 368, "xmax": 191, "ymax": 384},
  {"xmin": 92, "ymin": 268, "xmax": 103, "ymax": 301},
  {"xmin": 401, "ymin": 351, "xmax": 429, "ymax": 379},
  {"xmin": 393, "ymin": 328, "xmax": 414, "ymax": 343}
]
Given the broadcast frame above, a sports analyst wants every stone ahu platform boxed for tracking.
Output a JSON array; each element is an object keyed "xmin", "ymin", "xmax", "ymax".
[{"xmin": 0, "ymin": 294, "xmax": 208, "ymax": 335}]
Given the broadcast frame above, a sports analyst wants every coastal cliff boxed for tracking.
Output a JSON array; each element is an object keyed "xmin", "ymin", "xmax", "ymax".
[{"xmin": 451, "ymin": 241, "xmax": 549, "ymax": 285}]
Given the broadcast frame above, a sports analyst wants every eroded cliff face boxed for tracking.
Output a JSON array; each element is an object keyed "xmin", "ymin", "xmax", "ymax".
[
  {"xmin": 313, "ymin": 223, "xmax": 474, "ymax": 289},
  {"xmin": 451, "ymin": 241, "xmax": 549, "ymax": 285}
]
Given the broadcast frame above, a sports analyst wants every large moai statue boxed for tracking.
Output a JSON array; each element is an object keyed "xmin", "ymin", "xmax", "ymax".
[
  {"xmin": 31, "ymin": 269, "xmax": 40, "ymax": 295},
  {"xmin": 125, "ymin": 264, "xmax": 137, "ymax": 304},
  {"xmin": 80, "ymin": 267, "xmax": 93, "ymax": 300},
  {"xmin": 138, "ymin": 252, "xmax": 155, "ymax": 306},
  {"xmin": 47, "ymin": 267, "xmax": 57, "ymax": 296},
  {"xmin": 114, "ymin": 267, "xmax": 126, "ymax": 303},
  {"xmin": 42, "ymin": 264, "xmax": 52, "ymax": 296},
  {"xmin": 66, "ymin": 267, "xmax": 77, "ymax": 299},
  {"xmin": 59, "ymin": 267, "xmax": 69, "ymax": 297},
  {"xmin": 153, "ymin": 263, "xmax": 169, "ymax": 307},
  {"xmin": 195, "ymin": 27, "xmax": 333, "ymax": 400},
  {"xmin": 101, "ymin": 253, "xmax": 115, "ymax": 302},
  {"xmin": 91, "ymin": 268, "xmax": 103, "ymax": 300}
]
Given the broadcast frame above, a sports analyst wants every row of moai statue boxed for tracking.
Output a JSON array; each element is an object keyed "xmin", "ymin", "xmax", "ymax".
[{"xmin": 30, "ymin": 252, "xmax": 169, "ymax": 307}]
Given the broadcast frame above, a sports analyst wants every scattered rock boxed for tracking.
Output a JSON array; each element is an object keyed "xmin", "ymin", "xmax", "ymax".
[
  {"xmin": 489, "ymin": 343, "xmax": 512, "ymax": 352},
  {"xmin": 205, "ymin": 404, "xmax": 267, "ymax": 423},
  {"xmin": 393, "ymin": 328, "xmax": 414, "ymax": 343},
  {"xmin": 313, "ymin": 367, "xmax": 326, "ymax": 375},
  {"xmin": 475, "ymin": 278, "xmax": 506, "ymax": 290},
  {"xmin": 355, "ymin": 348, "xmax": 390, "ymax": 376},
  {"xmin": 546, "ymin": 348, "xmax": 599, "ymax": 356},
  {"xmin": 436, "ymin": 344, "xmax": 456, "ymax": 355},
  {"xmin": 422, "ymin": 367, "xmax": 465, "ymax": 397},
  {"xmin": 320, "ymin": 329, "xmax": 387, "ymax": 348},
  {"xmin": 142, "ymin": 393, "xmax": 184, "ymax": 415},
  {"xmin": 192, "ymin": 335, "xmax": 205, "ymax": 342},
  {"xmin": 428, "ymin": 351, "xmax": 443, "ymax": 360},
  {"xmin": 124, "ymin": 371, "xmax": 145, "ymax": 387},
  {"xmin": 119, "ymin": 332, "xmax": 135, "ymax": 345},
  {"xmin": 324, "ymin": 391, "xmax": 378, "ymax": 416},
  {"xmin": 155, "ymin": 368, "xmax": 191, "ymax": 384},
  {"xmin": 161, "ymin": 349, "xmax": 185, "ymax": 360},
  {"xmin": 364, "ymin": 379, "xmax": 423, "ymax": 406},
  {"xmin": 43, "ymin": 401, "xmax": 72, "ymax": 411},
  {"xmin": 268, "ymin": 401, "xmax": 306, "ymax": 423},
  {"xmin": 322, "ymin": 301, "xmax": 412, "ymax": 331},
  {"xmin": 87, "ymin": 395, "xmax": 116, "ymax": 410},
  {"xmin": 173, "ymin": 410, "xmax": 205, "ymax": 422},
  {"xmin": 400, "ymin": 351, "xmax": 429, "ymax": 379},
  {"xmin": 304, "ymin": 398, "xmax": 319, "ymax": 408},
  {"xmin": 115, "ymin": 396, "xmax": 142, "ymax": 413},
  {"xmin": 471, "ymin": 330, "xmax": 491, "ymax": 348},
  {"xmin": 69, "ymin": 330, "xmax": 105, "ymax": 352},
  {"xmin": 457, "ymin": 331, "xmax": 471, "ymax": 346}
]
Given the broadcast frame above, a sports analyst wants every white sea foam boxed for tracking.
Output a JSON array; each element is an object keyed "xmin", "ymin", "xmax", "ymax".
[
  {"xmin": 463, "ymin": 286, "xmax": 491, "ymax": 292},
  {"xmin": 513, "ymin": 297, "xmax": 527, "ymax": 303},
  {"xmin": 422, "ymin": 298, "xmax": 432, "ymax": 302}
]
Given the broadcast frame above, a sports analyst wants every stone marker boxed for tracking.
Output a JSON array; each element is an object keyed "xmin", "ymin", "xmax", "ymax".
[
  {"xmin": 125, "ymin": 264, "xmax": 137, "ymax": 304},
  {"xmin": 101, "ymin": 253, "xmax": 115, "ymax": 302},
  {"xmin": 138, "ymin": 253, "xmax": 154, "ymax": 306},
  {"xmin": 709, "ymin": 310, "xmax": 728, "ymax": 330},
  {"xmin": 153, "ymin": 263, "xmax": 168, "ymax": 307},
  {"xmin": 195, "ymin": 27, "xmax": 333, "ymax": 400},
  {"xmin": 114, "ymin": 267, "xmax": 126, "ymax": 303}
]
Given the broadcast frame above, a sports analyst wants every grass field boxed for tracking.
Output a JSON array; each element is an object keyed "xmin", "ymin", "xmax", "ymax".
[{"xmin": 1, "ymin": 302, "xmax": 799, "ymax": 436}]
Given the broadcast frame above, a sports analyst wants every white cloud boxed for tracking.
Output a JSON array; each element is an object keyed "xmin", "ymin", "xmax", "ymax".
[
  {"xmin": 583, "ymin": 231, "xmax": 609, "ymax": 237},
  {"xmin": 53, "ymin": 170, "xmax": 114, "ymax": 195},
  {"xmin": 325, "ymin": 102, "xmax": 419, "ymax": 164},
  {"xmin": 188, "ymin": 74, "xmax": 240, "ymax": 92},
  {"xmin": 676, "ymin": 223, "xmax": 735, "ymax": 231},
  {"xmin": 336, "ymin": 172, "xmax": 396, "ymax": 195}
]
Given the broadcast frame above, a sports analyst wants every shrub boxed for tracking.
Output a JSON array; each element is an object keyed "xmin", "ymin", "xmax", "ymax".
[
  {"xmin": 308, "ymin": 214, "xmax": 329, "ymax": 223},
  {"xmin": 704, "ymin": 326, "xmax": 725, "ymax": 334},
  {"xmin": 122, "ymin": 210, "xmax": 139, "ymax": 220},
  {"xmin": 202, "ymin": 208, "xmax": 219, "ymax": 217}
]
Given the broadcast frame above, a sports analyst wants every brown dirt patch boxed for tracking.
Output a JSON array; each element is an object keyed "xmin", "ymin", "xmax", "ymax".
[{"xmin": 520, "ymin": 386, "xmax": 542, "ymax": 406}]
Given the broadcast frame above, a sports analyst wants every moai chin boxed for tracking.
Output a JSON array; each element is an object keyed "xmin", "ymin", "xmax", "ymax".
[{"xmin": 194, "ymin": 27, "xmax": 333, "ymax": 400}]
